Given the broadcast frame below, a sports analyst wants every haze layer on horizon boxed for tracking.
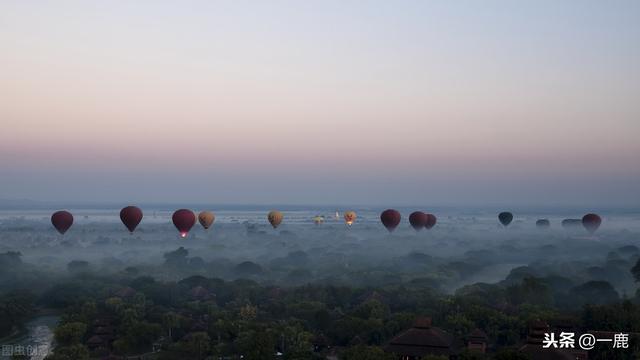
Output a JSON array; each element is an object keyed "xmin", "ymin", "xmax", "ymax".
[{"xmin": 1, "ymin": 1, "xmax": 639, "ymax": 206}]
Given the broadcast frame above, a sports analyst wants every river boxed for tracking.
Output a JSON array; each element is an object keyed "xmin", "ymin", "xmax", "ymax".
[{"xmin": 0, "ymin": 315, "xmax": 59, "ymax": 360}]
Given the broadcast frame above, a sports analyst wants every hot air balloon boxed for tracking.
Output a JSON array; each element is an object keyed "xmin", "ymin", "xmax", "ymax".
[
  {"xmin": 120, "ymin": 206, "xmax": 143, "ymax": 233},
  {"xmin": 582, "ymin": 213, "xmax": 602, "ymax": 234},
  {"xmin": 268, "ymin": 210, "xmax": 283, "ymax": 229},
  {"xmin": 536, "ymin": 219, "xmax": 550, "ymax": 229},
  {"xmin": 172, "ymin": 209, "xmax": 196, "ymax": 238},
  {"xmin": 409, "ymin": 211, "xmax": 428, "ymax": 231},
  {"xmin": 498, "ymin": 212, "xmax": 513, "ymax": 227},
  {"xmin": 313, "ymin": 215, "xmax": 324, "ymax": 225},
  {"xmin": 198, "ymin": 211, "xmax": 215, "ymax": 230},
  {"xmin": 51, "ymin": 210, "xmax": 73, "ymax": 235},
  {"xmin": 562, "ymin": 218, "xmax": 582, "ymax": 229},
  {"xmin": 380, "ymin": 209, "xmax": 401, "ymax": 232},
  {"xmin": 344, "ymin": 211, "xmax": 357, "ymax": 226},
  {"xmin": 425, "ymin": 214, "xmax": 437, "ymax": 229}
]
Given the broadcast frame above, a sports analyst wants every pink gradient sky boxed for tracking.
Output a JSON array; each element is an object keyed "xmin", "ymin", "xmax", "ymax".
[{"xmin": 1, "ymin": 1, "xmax": 639, "ymax": 205}]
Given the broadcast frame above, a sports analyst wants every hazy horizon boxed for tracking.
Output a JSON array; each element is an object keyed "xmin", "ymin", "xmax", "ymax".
[{"xmin": 2, "ymin": 1, "xmax": 639, "ymax": 206}]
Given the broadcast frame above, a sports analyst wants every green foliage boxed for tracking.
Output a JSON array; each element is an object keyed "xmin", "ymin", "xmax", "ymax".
[
  {"xmin": 506, "ymin": 277, "xmax": 553, "ymax": 307},
  {"xmin": 36, "ymin": 271, "xmax": 639, "ymax": 359},
  {"xmin": 177, "ymin": 332, "xmax": 211, "ymax": 359},
  {"xmin": 0, "ymin": 251, "xmax": 23, "ymax": 271},
  {"xmin": 66, "ymin": 260, "xmax": 90, "ymax": 274},
  {"xmin": 54, "ymin": 322, "xmax": 87, "ymax": 346},
  {"xmin": 631, "ymin": 258, "xmax": 640, "ymax": 282},
  {"xmin": 164, "ymin": 247, "xmax": 189, "ymax": 267},
  {"xmin": 236, "ymin": 328, "xmax": 277, "ymax": 360},
  {"xmin": 491, "ymin": 349, "xmax": 530, "ymax": 360},
  {"xmin": 44, "ymin": 344, "xmax": 90, "ymax": 360},
  {"xmin": 570, "ymin": 280, "xmax": 620, "ymax": 306},
  {"xmin": 420, "ymin": 355, "xmax": 449, "ymax": 360},
  {"xmin": 113, "ymin": 323, "xmax": 163, "ymax": 354},
  {"xmin": 457, "ymin": 349, "xmax": 488, "ymax": 360},
  {"xmin": 0, "ymin": 290, "xmax": 35, "ymax": 337},
  {"xmin": 341, "ymin": 345, "xmax": 394, "ymax": 360}
]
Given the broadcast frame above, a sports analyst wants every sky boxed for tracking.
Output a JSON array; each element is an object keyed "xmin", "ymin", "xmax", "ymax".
[{"xmin": 1, "ymin": 0, "xmax": 639, "ymax": 206}]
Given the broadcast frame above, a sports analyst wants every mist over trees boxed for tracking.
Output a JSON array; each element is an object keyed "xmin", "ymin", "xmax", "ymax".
[{"xmin": 1, "ymin": 211, "xmax": 639, "ymax": 358}]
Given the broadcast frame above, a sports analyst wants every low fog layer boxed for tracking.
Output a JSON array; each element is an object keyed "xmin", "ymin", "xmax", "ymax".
[{"xmin": 2, "ymin": 208, "xmax": 639, "ymax": 299}]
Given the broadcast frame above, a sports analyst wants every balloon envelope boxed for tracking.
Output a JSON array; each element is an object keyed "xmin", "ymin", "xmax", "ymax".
[
  {"xmin": 582, "ymin": 213, "xmax": 602, "ymax": 234},
  {"xmin": 536, "ymin": 219, "xmax": 550, "ymax": 229},
  {"xmin": 498, "ymin": 212, "xmax": 513, "ymax": 227},
  {"xmin": 344, "ymin": 211, "xmax": 357, "ymax": 226},
  {"xmin": 198, "ymin": 211, "xmax": 215, "ymax": 230},
  {"xmin": 408, "ymin": 211, "xmax": 428, "ymax": 231},
  {"xmin": 268, "ymin": 210, "xmax": 283, "ymax": 229},
  {"xmin": 425, "ymin": 214, "xmax": 437, "ymax": 229},
  {"xmin": 120, "ymin": 206, "xmax": 143, "ymax": 233},
  {"xmin": 172, "ymin": 209, "xmax": 196, "ymax": 237},
  {"xmin": 51, "ymin": 210, "xmax": 73, "ymax": 235},
  {"xmin": 380, "ymin": 209, "xmax": 401, "ymax": 232}
]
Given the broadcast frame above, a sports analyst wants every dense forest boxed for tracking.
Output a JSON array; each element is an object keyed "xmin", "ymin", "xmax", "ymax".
[{"xmin": 2, "ymin": 242, "xmax": 640, "ymax": 359}]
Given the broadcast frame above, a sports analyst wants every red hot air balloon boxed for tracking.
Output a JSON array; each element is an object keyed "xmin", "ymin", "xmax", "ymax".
[
  {"xmin": 51, "ymin": 210, "xmax": 73, "ymax": 234},
  {"xmin": 582, "ymin": 213, "xmax": 602, "ymax": 234},
  {"xmin": 172, "ymin": 209, "xmax": 196, "ymax": 238},
  {"xmin": 380, "ymin": 209, "xmax": 401, "ymax": 232},
  {"xmin": 409, "ymin": 211, "xmax": 428, "ymax": 231},
  {"xmin": 425, "ymin": 214, "xmax": 437, "ymax": 229},
  {"xmin": 120, "ymin": 206, "xmax": 143, "ymax": 233}
]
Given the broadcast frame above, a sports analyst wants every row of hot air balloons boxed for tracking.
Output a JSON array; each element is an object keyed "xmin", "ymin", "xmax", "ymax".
[
  {"xmin": 50, "ymin": 208, "xmax": 437, "ymax": 236},
  {"xmin": 497, "ymin": 211, "xmax": 602, "ymax": 234},
  {"xmin": 379, "ymin": 209, "xmax": 439, "ymax": 232},
  {"xmin": 51, "ymin": 207, "xmax": 216, "ymax": 238},
  {"xmin": 50, "ymin": 207, "xmax": 602, "ymax": 236},
  {"xmin": 280, "ymin": 209, "xmax": 438, "ymax": 233}
]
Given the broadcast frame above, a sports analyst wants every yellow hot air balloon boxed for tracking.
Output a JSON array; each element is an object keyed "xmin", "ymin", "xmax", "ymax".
[
  {"xmin": 313, "ymin": 215, "xmax": 325, "ymax": 225},
  {"xmin": 198, "ymin": 211, "xmax": 215, "ymax": 230},
  {"xmin": 344, "ymin": 211, "xmax": 357, "ymax": 226},
  {"xmin": 268, "ymin": 210, "xmax": 283, "ymax": 229}
]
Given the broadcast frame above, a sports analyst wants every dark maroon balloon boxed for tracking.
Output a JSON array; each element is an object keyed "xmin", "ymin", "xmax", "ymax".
[
  {"xmin": 120, "ymin": 206, "xmax": 143, "ymax": 233},
  {"xmin": 51, "ymin": 210, "xmax": 73, "ymax": 235},
  {"xmin": 562, "ymin": 218, "xmax": 582, "ymax": 229},
  {"xmin": 172, "ymin": 209, "xmax": 196, "ymax": 238},
  {"xmin": 498, "ymin": 212, "xmax": 513, "ymax": 227},
  {"xmin": 409, "ymin": 211, "xmax": 428, "ymax": 231},
  {"xmin": 380, "ymin": 209, "xmax": 401, "ymax": 232},
  {"xmin": 536, "ymin": 219, "xmax": 550, "ymax": 229},
  {"xmin": 582, "ymin": 213, "xmax": 602, "ymax": 234},
  {"xmin": 425, "ymin": 214, "xmax": 437, "ymax": 229}
]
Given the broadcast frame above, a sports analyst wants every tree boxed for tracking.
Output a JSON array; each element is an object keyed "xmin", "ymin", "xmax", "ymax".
[
  {"xmin": 0, "ymin": 290, "xmax": 35, "ymax": 337},
  {"xmin": 54, "ymin": 322, "xmax": 87, "ymax": 346},
  {"xmin": 0, "ymin": 251, "xmax": 23, "ymax": 271},
  {"xmin": 631, "ymin": 259, "xmax": 640, "ymax": 282},
  {"xmin": 164, "ymin": 247, "xmax": 189, "ymax": 267},
  {"xmin": 45, "ymin": 344, "xmax": 90, "ymax": 360},
  {"xmin": 341, "ymin": 345, "xmax": 394, "ymax": 360},
  {"xmin": 163, "ymin": 312, "xmax": 180, "ymax": 340},
  {"xmin": 492, "ymin": 349, "xmax": 530, "ymax": 360},
  {"xmin": 420, "ymin": 356, "xmax": 449, "ymax": 360},
  {"xmin": 570, "ymin": 281, "xmax": 619, "ymax": 306},
  {"xmin": 182, "ymin": 332, "xmax": 211, "ymax": 359},
  {"xmin": 506, "ymin": 277, "xmax": 553, "ymax": 307},
  {"xmin": 66, "ymin": 260, "xmax": 90, "ymax": 274},
  {"xmin": 236, "ymin": 329, "xmax": 277, "ymax": 360},
  {"xmin": 281, "ymin": 325, "xmax": 313, "ymax": 360}
]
